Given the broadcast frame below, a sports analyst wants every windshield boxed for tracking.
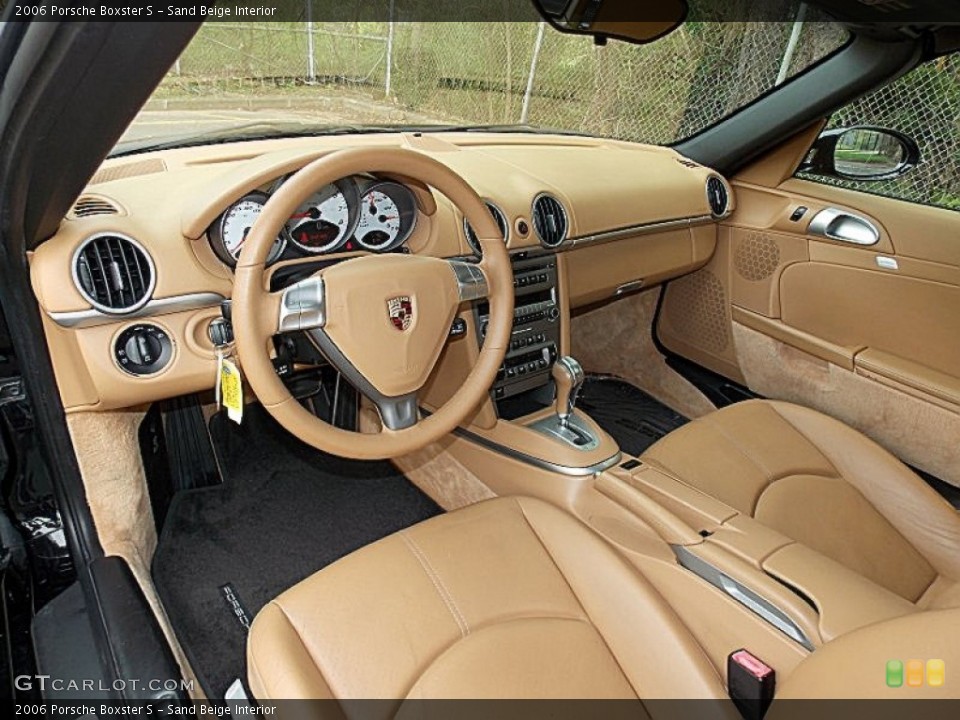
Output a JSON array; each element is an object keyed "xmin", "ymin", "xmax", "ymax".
[{"xmin": 117, "ymin": 18, "xmax": 848, "ymax": 156}]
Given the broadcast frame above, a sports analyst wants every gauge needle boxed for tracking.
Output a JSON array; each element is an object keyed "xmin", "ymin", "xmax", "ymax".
[{"xmin": 234, "ymin": 228, "xmax": 252, "ymax": 249}]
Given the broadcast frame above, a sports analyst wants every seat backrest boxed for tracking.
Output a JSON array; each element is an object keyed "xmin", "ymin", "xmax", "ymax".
[{"xmin": 774, "ymin": 607, "xmax": 960, "ymax": 701}]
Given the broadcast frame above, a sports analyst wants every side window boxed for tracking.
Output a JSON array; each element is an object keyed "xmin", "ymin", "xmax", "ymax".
[{"xmin": 797, "ymin": 53, "xmax": 960, "ymax": 211}]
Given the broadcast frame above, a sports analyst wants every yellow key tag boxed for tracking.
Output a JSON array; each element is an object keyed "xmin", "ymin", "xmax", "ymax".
[{"xmin": 219, "ymin": 356, "xmax": 243, "ymax": 425}]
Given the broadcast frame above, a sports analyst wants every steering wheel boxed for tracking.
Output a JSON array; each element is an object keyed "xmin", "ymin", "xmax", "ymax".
[{"xmin": 232, "ymin": 147, "xmax": 513, "ymax": 460}]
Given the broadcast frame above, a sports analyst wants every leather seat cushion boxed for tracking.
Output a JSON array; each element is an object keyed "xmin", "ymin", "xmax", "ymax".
[
  {"xmin": 247, "ymin": 496, "xmax": 728, "ymax": 700},
  {"xmin": 641, "ymin": 399, "xmax": 960, "ymax": 602}
]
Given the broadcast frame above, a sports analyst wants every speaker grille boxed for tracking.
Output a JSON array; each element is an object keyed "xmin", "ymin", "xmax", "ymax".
[
  {"xmin": 90, "ymin": 158, "xmax": 166, "ymax": 185},
  {"xmin": 735, "ymin": 233, "xmax": 781, "ymax": 282},
  {"xmin": 665, "ymin": 270, "xmax": 729, "ymax": 353}
]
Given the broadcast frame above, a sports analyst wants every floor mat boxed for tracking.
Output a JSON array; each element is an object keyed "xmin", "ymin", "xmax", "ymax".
[
  {"xmin": 577, "ymin": 375, "xmax": 689, "ymax": 456},
  {"xmin": 151, "ymin": 404, "xmax": 441, "ymax": 698}
]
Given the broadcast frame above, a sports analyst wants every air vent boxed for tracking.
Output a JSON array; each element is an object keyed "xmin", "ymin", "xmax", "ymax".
[
  {"xmin": 531, "ymin": 194, "xmax": 568, "ymax": 248},
  {"xmin": 71, "ymin": 195, "xmax": 121, "ymax": 218},
  {"xmin": 464, "ymin": 201, "xmax": 510, "ymax": 256},
  {"xmin": 706, "ymin": 176, "xmax": 730, "ymax": 218},
  {"xmin": 73, "ymin": 234, "xmax": 155, "ymax": 314}
]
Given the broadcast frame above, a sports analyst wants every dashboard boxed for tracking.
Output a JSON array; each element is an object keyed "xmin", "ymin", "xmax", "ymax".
[{"xmin": 28, "ymin": 131, "xmax": 731, "ymax": 413}]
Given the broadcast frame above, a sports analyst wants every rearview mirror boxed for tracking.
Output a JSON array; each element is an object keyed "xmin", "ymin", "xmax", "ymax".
[
  {"xmin": 801, "ymin": 126, "xmax": 921, "ymax": 182},
  {"xmin": 533, "ymin": 0, "xmax": 688, "ymax": 45}
]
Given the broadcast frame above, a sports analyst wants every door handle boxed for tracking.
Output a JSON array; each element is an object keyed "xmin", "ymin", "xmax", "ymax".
[{"xmin": 807, "ymin": 208, "xmax": 879, "ymax": 246}]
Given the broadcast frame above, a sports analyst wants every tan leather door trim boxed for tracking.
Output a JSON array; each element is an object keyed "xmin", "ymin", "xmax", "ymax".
[
  {"xmin": 732, "ymin": 307, "xmax": 862, "ymax": 371},
  {"xmin": 856, "ymin": 348, "xmax": 960, "ymax": 409}
]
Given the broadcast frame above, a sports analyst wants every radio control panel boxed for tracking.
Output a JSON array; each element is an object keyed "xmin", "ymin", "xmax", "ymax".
[{"xmin": 475, "ymin": 253, "xmax": 561, "ymax": 401}]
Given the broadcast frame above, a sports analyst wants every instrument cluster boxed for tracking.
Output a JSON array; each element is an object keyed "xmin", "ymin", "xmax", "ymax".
[{"xmin": 207, "ymin": 175, "xmax": 417, "ymax": 267}]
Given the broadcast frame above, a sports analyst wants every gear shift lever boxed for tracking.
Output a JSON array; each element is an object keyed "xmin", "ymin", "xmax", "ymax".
[
  {"xmin": 552, "ymin": 356, "xmax": 585, "ymax": 428},
  {"xmin": 531, "ymin": 355, "xmax": 597, "ymax": 450}
]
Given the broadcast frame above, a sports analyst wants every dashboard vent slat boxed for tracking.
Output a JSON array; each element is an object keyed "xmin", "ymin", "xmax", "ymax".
[
  {"xmin": 464, "ymin": 201, "xmax": 510, "ymax": 256},
  {"xmin": 707, "ymin": 176, "xmax": 730, "ymax": 218},
  {"xmin": 532, "ymin": 194, "xmax": 568, "ymax": 248},
  {"xmin": 73, "ymin": 234, "xmax": 155, "ymax": 313},
  {"xmin": 71, "ymin": 195, "xmax": 122, "ymax": 218}
]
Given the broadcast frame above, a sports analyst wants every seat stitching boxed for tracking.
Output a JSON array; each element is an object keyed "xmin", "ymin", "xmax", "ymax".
[
  {"xmin": 765, "ymin": 403, "xmax": 841, "ymax": 477},
  {"xmin": 268, "ymin": 601, "xmax": 339, "ymax": 699},
  {"xmin": 511, "ymin": 501, "xmax": 636, "ymax": 692},
  {"xmin": 400, "ymin": 531, "xmax": 470, "ymax": 637},
  {"xmin": 700, "ymin": 412, "xmax": 840, "ymax": 516},
  {"xmin": 700, "ymin": 413, "xmax": 776, "ymax": 483},
  {"xmin": 512, "ymin": 498, "xmax": 726, "ymax": 697}
]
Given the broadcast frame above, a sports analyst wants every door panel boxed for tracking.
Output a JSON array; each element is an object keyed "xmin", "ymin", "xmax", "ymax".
[
  {"xmin": 779, "ymin": 261, "xmax": 960, "ymax": 378},
  {"xmin": 659, "ymin": 163, "xmax": 960, "ymax": 487}
]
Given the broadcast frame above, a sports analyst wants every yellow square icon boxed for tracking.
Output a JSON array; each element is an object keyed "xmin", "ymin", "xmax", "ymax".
[
  {"xmin": 927, "ymin": 659, "xmax": 945, "ymax": 688},
  {"xmin": 906, "ymin": 659, "xmax": 924, "ymax": 687}
]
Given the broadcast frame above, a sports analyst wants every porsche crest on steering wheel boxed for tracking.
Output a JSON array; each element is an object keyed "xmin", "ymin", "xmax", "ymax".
[{"xmin": 387, "ymin": 295, "xmax": 414, "ymax": 332}]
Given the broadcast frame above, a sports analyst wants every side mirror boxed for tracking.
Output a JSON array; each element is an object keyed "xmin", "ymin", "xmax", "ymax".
[{"xmin": 800, "ymin": 126, "xmax": 920, "ymax": 182}]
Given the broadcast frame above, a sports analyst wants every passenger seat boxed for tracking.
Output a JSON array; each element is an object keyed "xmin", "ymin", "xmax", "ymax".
[{"xmin": 639, "ymin": 399, "xmax": 960, "ymax": 605}]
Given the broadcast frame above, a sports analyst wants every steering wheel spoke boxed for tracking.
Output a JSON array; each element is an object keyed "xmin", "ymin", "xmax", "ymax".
[
  {"xmin": 449, "ymin": 260, "xmax": 489, "ymax": 302},
  {"xmin": 305, "ymin": 326, "xmax": 420, "ymax": 431},
  {"xmin": 277, "ymin": 275, "xmax": 326, "ymax": 333},
  {"xmin": 370, "ymin": 392, "xmax": 420, "ymax": 431}
]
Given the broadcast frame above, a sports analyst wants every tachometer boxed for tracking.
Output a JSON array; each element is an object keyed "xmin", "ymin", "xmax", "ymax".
[
  {"xmin": 353, "ymin": 182, "xmax": 417, "ymax": 252},
  {"xmin": 284, "ymin": 179, "xmax": 359, "ymax": 254},
  {"xmin": 209, "ymin": 192, "xmax": 285, "ymax": 266}
]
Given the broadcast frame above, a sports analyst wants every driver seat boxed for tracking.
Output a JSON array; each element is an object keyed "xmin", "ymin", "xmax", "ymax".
[
  {"xmin": 247, "ymin": 496, "xmax": 729, "ymax": 700},
  {"xmin": 247, "ymin": 495, "xmax": 960, "ymax": 701}
]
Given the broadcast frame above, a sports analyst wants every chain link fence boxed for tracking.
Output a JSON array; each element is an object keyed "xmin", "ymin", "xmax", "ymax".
[
  {"xmin": 161, "ymin": 19, "xmax": 848, "ymax": 140},
  {"xmin": 157, "ymin": 19, "xmax": 958, "ymax": 209}
]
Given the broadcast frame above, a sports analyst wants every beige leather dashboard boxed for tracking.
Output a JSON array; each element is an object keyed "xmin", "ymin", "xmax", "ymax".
[{"xmin": 29, "ymin": 131, "xmax": 728, "ymax": 412}]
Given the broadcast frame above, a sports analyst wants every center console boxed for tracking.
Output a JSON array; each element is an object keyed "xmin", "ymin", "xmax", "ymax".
[{"xmin": 475, "ymin": 252, "xmax": 561, "ymax": 403}]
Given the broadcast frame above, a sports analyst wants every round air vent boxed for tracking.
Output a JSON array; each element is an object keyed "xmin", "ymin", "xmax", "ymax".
[
  {"xmin": 73, "ymin": 233, "xmax": 156, "ymax": 314},
  {"xmin": 464, "ymin": 201, "xmax": 510, "ymax": 256},
  {"xmin": 706, "ymin": 176, "xmax": 730, "ymax": 218},
  {"xmin": 531, "ymin": 193, "xmax": 568, "ymax": 248}
]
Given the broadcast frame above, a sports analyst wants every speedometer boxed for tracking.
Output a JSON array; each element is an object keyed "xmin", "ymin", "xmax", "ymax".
[
  {"xmin": 284, "ymin": 179, "xmax": 360, "ymax": 254},
  {"xmin": 209, "ymin": 192, "xmax": 285, "ymax": 266}
]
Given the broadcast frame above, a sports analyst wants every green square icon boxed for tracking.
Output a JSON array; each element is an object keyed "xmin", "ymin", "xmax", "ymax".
[{"xmin": 887, "ymin": 659, "xmax": 904, "ymax": 688}]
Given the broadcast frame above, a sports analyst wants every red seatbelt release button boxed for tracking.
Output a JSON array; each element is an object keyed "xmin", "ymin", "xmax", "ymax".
[
  {"xmin": 728, "ymin": 649, "xmax": 776, "ymax": 720},
  {"xmin": 731, "ymin": 649, "xmax": 774, "ymax": 679}
]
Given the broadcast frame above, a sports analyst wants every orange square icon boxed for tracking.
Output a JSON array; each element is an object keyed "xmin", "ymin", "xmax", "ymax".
[
  {"xmin": 927, "ymin": 659, "xmax": 945, "ymax": 688},
  {"xmin": 906, "ymin": 659, "xmax": 924, "ymax": 687}
]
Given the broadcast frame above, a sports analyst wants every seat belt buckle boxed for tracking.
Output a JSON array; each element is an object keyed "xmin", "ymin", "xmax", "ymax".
[{"xmin": 727, "ymin": 649, "xmax": 775, "ymax": 720}]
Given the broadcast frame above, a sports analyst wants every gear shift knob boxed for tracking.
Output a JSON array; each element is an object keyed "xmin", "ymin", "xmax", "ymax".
[{"xmin": 552, "ymin": 356, "xmax": 585, "ymax": 427}]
